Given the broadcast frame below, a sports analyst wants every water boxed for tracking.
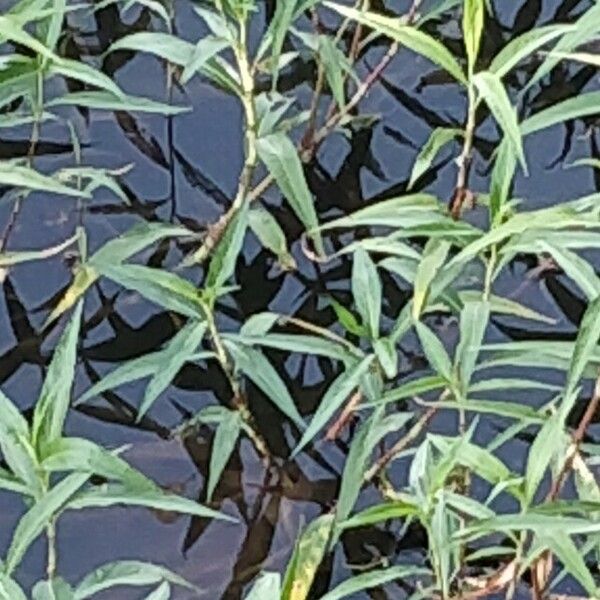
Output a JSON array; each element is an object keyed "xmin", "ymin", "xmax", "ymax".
[{"xmin": 0, "ymin": 0, "xmax": 598, "ymax": 597}]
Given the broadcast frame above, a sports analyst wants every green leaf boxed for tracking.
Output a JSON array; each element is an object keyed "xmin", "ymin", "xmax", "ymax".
[
  {"xmin": 330, "ymin": 297, "xmax": 368, "ymax": 337},
  {"xmin": 463, "ymin": 0, "xmax": 484, "ymax": 73},
  {"xmin": 319, "ymin": 193, "xmax": 442, "ymax": 230},
  {"xmin": 489, "ymin": 136, "xmax": 517, "ymax": 222},
  {"xmin": 99, "ymin": 263, "xmax": 203, "ymax": 318},
  {"xmin": 46, "ymin": 91, "xmax": 189, "ymax": 115},
  {"xmin": 245, "ymin": 572, "xmax": 281, "ymax": 600},
  {"xmin": 293, "ymin": 355, "xmax": 375, "ymax": 456},
  {"xmin": 138, "ymin": 320, "xmax": 207, "ymax": 419},
  {"xmin": 473, "ymin": 71, "xmax": 526, "ymax": 172},
  {"xmin": 239, "ymin": 312, "xmax": 279, "ymax": 336},
  {"xmin": 352, "ymin": 247, "xmax": 381, "ymax": 338},
  {"xmin": 376, "ymin": 375, "xmax": 447, "ymax": 406},
  {"xmin": 32, "ymin": 301, "xmax": 83, "ymax": 451},
  {"xmin": 339, "ymin": 498, "xmax": 420, "ymax": 530},
  {"xmin": 537, "ymin": 531, "xmax": 597, "ymax": 596},
  {"xmin": 459, "ymin": 290, "xmax": 555, "ymax": 324},
  {"xmin": 0, "ymin": 574, "xmax": 27, "ymax": 600},
  {"xmin": 260, "ymin": 0, "xmax": 296, "ymax": 87},
  {"xmin": 373, "ymin": 337, "xmax": 398, "ymax": 379},
  {"xmin": 0, "ymin": 162, "xmax": 86, "ymax": 197},
  {"xmin": 415, "ymin": 321, "xmax": 453, "ymax": 382},
  {"xmin": 323, "ymin": 3, "xmax": 466, "ymax": 84},
  {"xmin": 256, "ymin": 132, "xmax": 323, "ymax": 254},
  {"xmin": 281, "ymin": 514, "xmax": 335, "ymax": 600},
  {"xmin": 181, "ymin": 36, "xmax": 230, "ymax": 84},
  {"xmin": 48, "ymin": 58, "xmax": 125, "ymax": 98},
  {"xmin": 0, "ymin": 15, "xmax": 61, "ymax": 63},
  {"xmin": 206, "ymin": 409, "xmax": 241, "ymax": 502},
  {"xmin": 454, "ymin": 301, "xmax": 489, "ymax": 393},
  {"xmin": 564, "ymin": 294, "xmax": 600, "ymax": 399},
  {"xmin": 524, "ymin": 413, "xmax": 565, "ymax": 505},
  {"xmin": 230, "ymin": 332, "xmax": 359, "ymax": 362},
  {"xmin": 67, "ymin": 482, "xmax": 236, "ymax": 522},
  {"xmin": 32, "ymin": 578, "xmax": 74, "ymax": 600},
  {"xmin": 319, "ymin": 565, "xmax": 430, "ymax": 600},
  {"xmin": 318, "ymin": 35, "xmax": 353, "ymax": 108},
  {"xmin": 5, "ymin": 472, "xmax": 90, "ymax": 575},
  {"xmin": 46, "ymin": 223, "xmax": 193, "ymax": 325},
  {"xmin": 204, "ymin": 202, "xmax": 249, "ymax": 289},
  {"xmin": 526, "ymin": 2, "xmax": 600, "ymax": 90},
  {"xmin": 408, "ymin": 128, "xmax": 461, "ymax": 189},
  {"xmin": 74, "ymin": 561, "xmax": 193, "ymax": 599},
  {"xmin": 430, "ymin": 436, "xmax": 512, "ymax": 487},
  {"xmin": 413, "ymin": 239, "xmax": 451, "ymax": 319},
  {"xmin": 107, "ymin": 32, "xmax": 194, "ymax": 66},
  {"xmin": 226, "ymin": 342, "xmax": 305, "ymax": 429},
  {"xmin": 488, "ymin": 24, "xmax": 572, "ymax": 79},
  {"xmin": 521, "ymin": 91, "xmax": 600, "ymax": 137},
  {"xmin": 248, "ymin": 206, "xmax": 296, "ymax": 270},
  {"xmin": 537, "ymin": 241, "xmax": 600, "ymax": 301},
  {"xmin": 0, "ymin": 389, "xmax": 40, "ymax": 495},
  {"xmin": 143, "ymin": 582, "xmax": 170, "ymax": 600},
  {"xmin": 337, "ymin": 410, "xmax": 412, "ymax": 527}
]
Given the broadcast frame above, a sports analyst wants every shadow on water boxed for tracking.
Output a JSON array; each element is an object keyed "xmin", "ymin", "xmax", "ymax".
[{"xmin": 1, "ymin": 0, "xmax": 600, "ymax": 597}]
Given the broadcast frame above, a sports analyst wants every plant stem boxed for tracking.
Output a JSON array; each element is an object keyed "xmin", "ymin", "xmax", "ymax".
[
  {"xmin": 46, "ymin": 520, "xmax": 57, "ymax": 580},
  {"xmin": 450, "ymin": 84, "xmax": 477, "ymax": 219},
  {"xmin": 203, "ymin": 302, "xmax": 270, "ymax": 461},
  {"xmin": 190, "ymin": 16, "xmax": 258, "ymax": 264}
]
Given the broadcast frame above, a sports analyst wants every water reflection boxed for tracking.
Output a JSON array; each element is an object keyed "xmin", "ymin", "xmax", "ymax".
[{"xmin": 0, "ymin": 0, "xmax": 599, "ymax": 597}]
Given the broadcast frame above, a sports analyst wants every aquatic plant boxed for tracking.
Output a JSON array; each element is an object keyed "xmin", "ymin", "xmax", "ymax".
[{"xmin": 2, "ymin": 0, "xmax": 600, "ymax": 598}]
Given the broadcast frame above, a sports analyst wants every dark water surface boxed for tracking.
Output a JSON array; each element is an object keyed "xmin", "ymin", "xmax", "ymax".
[{"xmin": 1, "ymin": 0, "xmax": 599, "ymax": 597}]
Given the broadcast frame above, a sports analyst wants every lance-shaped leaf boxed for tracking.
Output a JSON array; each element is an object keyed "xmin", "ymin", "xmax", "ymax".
[
  {"xmin": 324, "ymin": 2, "xmax": 466, "ymax": 84},
  {"xmin": 256, "ymin": 132, "xmax": 323, "ymax": 254}
]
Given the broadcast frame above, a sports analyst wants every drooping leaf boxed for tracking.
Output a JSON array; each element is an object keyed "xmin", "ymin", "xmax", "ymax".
[
  {"xmin": 181, "ymin": 35, "xmax": 230, "ymax": 84},
  {"xmin": 0, "ymin": 389, "xmax": 40, "ymax": 495}
]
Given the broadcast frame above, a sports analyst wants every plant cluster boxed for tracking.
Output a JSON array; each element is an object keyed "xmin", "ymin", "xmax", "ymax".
[{"xmin": 2, "ymin": 0, "xmax": 600, "ymax": 598}]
